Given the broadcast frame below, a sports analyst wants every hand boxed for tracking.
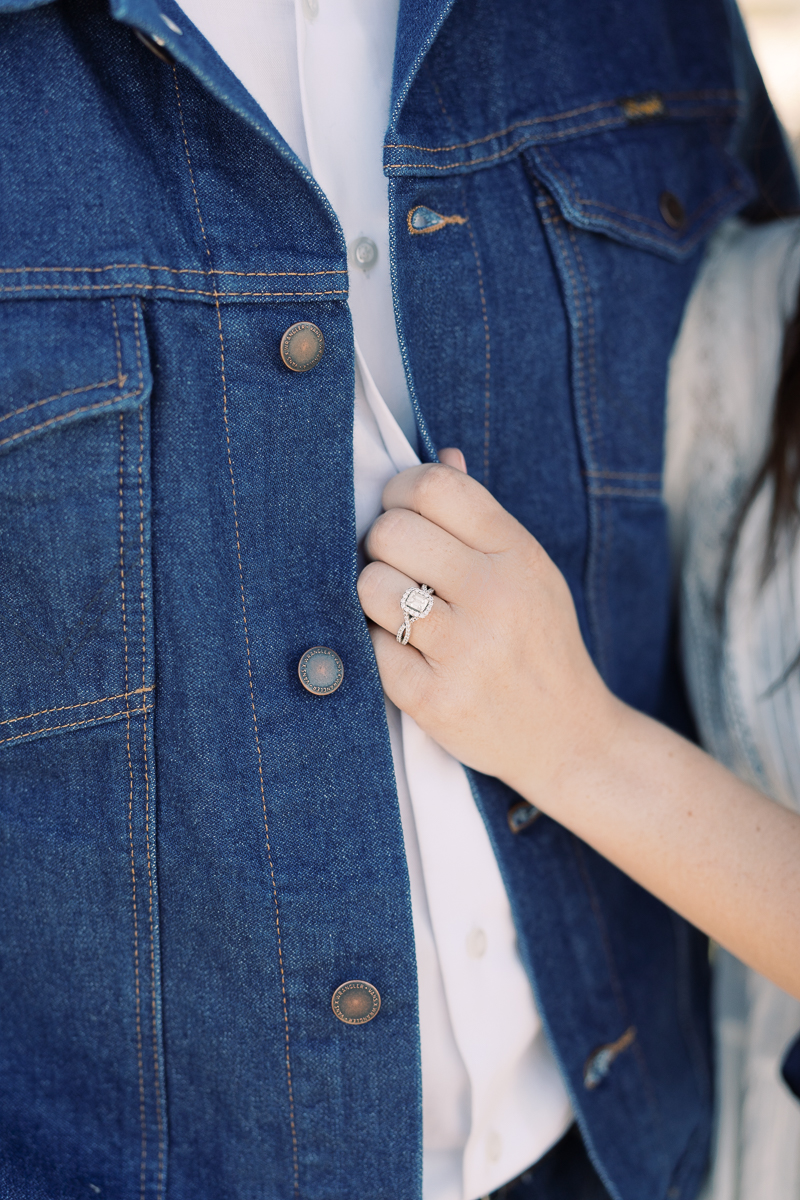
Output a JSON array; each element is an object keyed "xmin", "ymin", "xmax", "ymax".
[{"xmin": 357, "ymin": 451, "xmax": 619, "ymax": 804}]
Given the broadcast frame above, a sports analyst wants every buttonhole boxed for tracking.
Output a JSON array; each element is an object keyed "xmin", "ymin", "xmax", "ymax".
[
  {"xmin": 408, "ymin": 206, "xmax": 467, "ymax": 235},
  {"xmin": 620, "ymin": 92, "xmax": 665, "ymax": 122},
  {"xmin": 583, "ymin": 1025, "xmax": 636, "ymax": 1089}
]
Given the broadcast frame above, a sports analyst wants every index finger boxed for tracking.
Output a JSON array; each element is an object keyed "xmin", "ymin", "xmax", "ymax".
[{"xmin": 382, "ymin": 462, "xmax": 522, "ymax": 554}]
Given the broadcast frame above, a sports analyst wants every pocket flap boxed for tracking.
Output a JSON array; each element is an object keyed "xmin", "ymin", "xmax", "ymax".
[
  {"xmin": 525, "ymin": 116, "xmax": 754, "ymax": 261},
  {"xmin": 0, "ymin": 297, "xmax": 149, "ymax": 455}
]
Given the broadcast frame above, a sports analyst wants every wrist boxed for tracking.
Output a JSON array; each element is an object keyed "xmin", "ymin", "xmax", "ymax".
[{"xmin": 507, "ymin": 677, "xmax": 630, "ymax": 820}]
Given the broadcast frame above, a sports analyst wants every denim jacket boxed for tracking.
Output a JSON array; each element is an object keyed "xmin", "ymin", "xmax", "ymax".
[{"xmin": 0, "ymin": 2, "xmax": 796, "ymax": 1199}]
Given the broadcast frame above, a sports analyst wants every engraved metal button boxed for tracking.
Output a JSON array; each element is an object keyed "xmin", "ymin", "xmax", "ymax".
[
  {"xmin": 280, "ymin": 322, "xmax": 325, "ymax": 373},
  {"xmin": 349, "ymin": 236, "xmax": 378, "ymax": 271},
  {"xmin": 298, "ymin": 646, "xmax": 343, "ymax": 696},
  {"xmin": 659, "ymin": 191, "xmax": 685, "ymax": 230},
  {"xmin": 331, "ymin": 979, "xmax": 381, "ymax": 1025}
]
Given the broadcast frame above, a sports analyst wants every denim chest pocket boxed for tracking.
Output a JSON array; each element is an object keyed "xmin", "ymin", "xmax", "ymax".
[{"xmin": 0, "ymin": 297, "xmax": 154, "ymax": 749}]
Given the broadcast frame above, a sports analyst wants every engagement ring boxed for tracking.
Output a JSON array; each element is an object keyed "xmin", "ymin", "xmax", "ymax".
[{"xmin": 397, "ymin": 584, "xmax": 434, "ymax": 644}]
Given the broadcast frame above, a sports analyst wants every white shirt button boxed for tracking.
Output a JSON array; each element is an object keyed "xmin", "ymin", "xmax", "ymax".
[
  {"xmin": 350, "ymin": 236, "xmax": 378, "ymax": 271},
  {"xmin": 486, "ymin": 1130, "xmax": 503, "ymax": 1162},
  {"xmin": 302, "ymin": 0, "xmax": 319, "ymax": 21},
  {"xmin": 466, "ymin": 927, "xmax": 487, "ymax": 959}
]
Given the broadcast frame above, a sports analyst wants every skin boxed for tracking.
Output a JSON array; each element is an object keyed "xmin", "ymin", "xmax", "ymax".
[{"xmin": 357, "ymin": 451, "xmax": 800, "ymax": 1001}]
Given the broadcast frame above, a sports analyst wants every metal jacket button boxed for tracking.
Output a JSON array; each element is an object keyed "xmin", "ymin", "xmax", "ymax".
[
  {"xmin": 331, "ymin": 980, "xmax": 381, "ymax": 1025},
  {"xmin": 659, "ymin": 191, "xmax": 685, "ymax": 230},
  {"xmin": 298, "ymin": 646, "xmax": 343, "ymax": 695},
  {"xmin": 280, "ymin": 322, "xmax": 325, "ymax": 372}
]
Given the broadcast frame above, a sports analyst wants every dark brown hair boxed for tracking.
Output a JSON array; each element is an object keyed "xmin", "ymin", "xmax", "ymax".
[{"xmin": 717, "ymin": 282, "xmax": 800, "ymax": 634}]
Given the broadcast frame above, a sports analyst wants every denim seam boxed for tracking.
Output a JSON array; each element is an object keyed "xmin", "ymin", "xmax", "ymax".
[
  {"xmin": 577, "ymin": 184, "xmax": 731, "ymax": 231},
  {"xmin": 0, "ymin": 284, "xmax": 348, "ymax": 298},
  {"xmin": 0, "ymin": 704, "xmax": 154, "ymax": 747},
  {"xmin": 571, "ymin": 199, "xmax": 741, "ymax": 253},
  {"xmin": 0, "ymin": 685, "xmax": 154, "ymax": 726},
  {"xmin": 111, "ymin": 299, "xmax": 124, "ymax": 384},
  {"xmin": 542, "ymin": 203, "xmax": 596, "ymax": 462},
  {"xmin": 589, "ymin": 486, "xmax": 662, "ymax": 499},
  {"xmin": 566, "ymin": 223, "xmax": 617, "ymax": 672},
  {"xmin": 132, "ymin": 298, "xmax": 165, "ymax": 1199},
  {"xmin": 586, "ymin": 469, "xmax": 661, "ymax": 480},
  {"xmin": 172, "ymin": 66, "xmax": 300, "ymax": 1195},
  {"xmin": 461, "ymin": 191, "xmax": 492, "ymax": 484},
  {"xmin": 0, "ymin": 375, "xmax": 127, "ymax": 428},
  {"xmin": 118, "ymin": 407, "xmax": 149, "ymax": 1199},
  {"xmin": 384, "ymin": 89, "xmax": 739, "ymax": 153},
  {"xmin": 536, "ymin": 193, "xmax": 607, "ymax": 674},
  {"xmin": 129, "ymin": 301, "xmax": 155, "ymax": 1197},
  {"xmin": 0, "ymin": 387, "xmax": 145, "ymax": 450},
  {"xmin": 385, "ymin": 109, "xmax": 738, "ymax": 172},
  {"xmin": 0, "ymin": 266, "xmax": 347, "ymax": 278},
  {"xmin": 565, "ymin": 225, "xmax": 601, "ymax": 455},
  {"xmin": 385, "ymin": 118, "xmax": 625, "ymax": 170},
  {"xmin": 387, "ymin": 99, "xmax": 615, "ymax": 151}
]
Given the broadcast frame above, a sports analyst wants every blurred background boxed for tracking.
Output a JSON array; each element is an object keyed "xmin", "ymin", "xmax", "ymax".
[{"xmin": 740, "ymin": 0, "xmax": 800, "ymax": 160}]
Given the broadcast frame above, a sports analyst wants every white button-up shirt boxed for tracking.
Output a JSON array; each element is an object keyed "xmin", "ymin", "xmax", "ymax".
[{"xmin": 175, "ymin": 2, "xmax": 574, "ymax": 1195}]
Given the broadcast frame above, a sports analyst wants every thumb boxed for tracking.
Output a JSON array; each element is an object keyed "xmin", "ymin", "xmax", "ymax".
[{"xmin": 438, "ymin": 447, "xmax": 467, "ymax": 473}]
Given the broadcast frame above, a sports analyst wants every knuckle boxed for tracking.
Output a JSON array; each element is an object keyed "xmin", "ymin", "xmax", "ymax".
[
  {"xmin": 366, "ymin": 507, "xmax": 405, "ymax": 557},
  {"xmin": 411, "ymin": 462, "xmax": 451, "ymax": 509}
]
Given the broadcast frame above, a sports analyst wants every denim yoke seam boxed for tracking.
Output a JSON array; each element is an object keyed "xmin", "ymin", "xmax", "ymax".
[
  {"xmin": 384, "ymin": 117, "xmax": 625, "ymax": 172},
  {"xmin": 0, "ymin": 284, "xmax": 347, "ymax": 298},
  {"xmin": 119, "ymin": 398, "xmax": 148, "ymax": 1200},
  {"xmin": 0, "ymin": 265, "xmax": 347, "ymax": 277},
  {"xmin": 383, "ymin": 89, "xmax": 739, "ymax": 154},
  {"xmin": 171, "ymin": 66, "xmax": 301, "ymax": 1196},
  {"xmin": 383, "ymin": 107, "xmax": 739, "ymax": 174}
]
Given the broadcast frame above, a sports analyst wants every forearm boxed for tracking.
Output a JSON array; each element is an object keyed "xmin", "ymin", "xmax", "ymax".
[{"xmin": 522, "ymin": 698, "xmax": 800, "ymax": 998}]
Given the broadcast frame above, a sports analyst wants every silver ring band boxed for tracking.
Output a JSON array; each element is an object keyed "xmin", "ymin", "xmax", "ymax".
[{"xmin": 397, "ymin": 584, "xmax": 435, "ymax": 644}]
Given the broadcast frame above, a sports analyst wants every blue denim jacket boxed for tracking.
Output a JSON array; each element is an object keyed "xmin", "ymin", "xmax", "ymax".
[{"xmin": 0, "ymin": 2, "xmax": 796, "ymax": 1198}]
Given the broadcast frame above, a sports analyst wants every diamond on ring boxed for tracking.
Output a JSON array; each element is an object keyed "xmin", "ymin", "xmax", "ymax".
[{"xmin": 397, "ymin": 584, "xmax": 434, "ymax": 645}]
